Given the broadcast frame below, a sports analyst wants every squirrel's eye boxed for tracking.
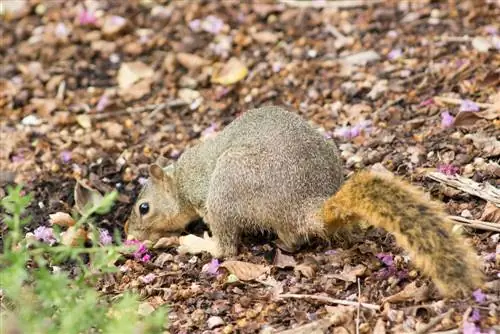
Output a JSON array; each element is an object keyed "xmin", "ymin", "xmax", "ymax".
[{"xmin": 139, "ymin": 202, "xmax": 150, "ymax": 216}]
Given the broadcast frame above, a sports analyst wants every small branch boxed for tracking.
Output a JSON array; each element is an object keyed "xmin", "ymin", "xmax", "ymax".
[
  {"xmin": 427, "ymin": 172, "xmax": 500, "ymax": 207},
  {"xmin": 412, "ymin": 308, "xmax": 454, "ymax": 334},
  {"xmin": 433, "ymin": 96, "xmax": 492, "ymax": 109},
  {"xmin": 279, "ymin": 0, "xmax": 383, "ymax": 9},
  {"xmin": 278, "ymin": 293, "xmax": 380, "ymax": 311},
  {"xmin": 90, "ymin": 100, "xmax": 187, "ymax": 120},
  {"xmin": 448, "ymin": 216, "xmax": 500, "ymax": 233},
  {"xmin": 356, "ymin": 278, "xmax": 361, "ymax": 334}
]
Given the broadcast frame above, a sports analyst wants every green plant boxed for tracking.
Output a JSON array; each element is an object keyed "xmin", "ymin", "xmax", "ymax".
[{"xmin": 0, "ymin": 185, "xmax": 167, "ymax": 334}]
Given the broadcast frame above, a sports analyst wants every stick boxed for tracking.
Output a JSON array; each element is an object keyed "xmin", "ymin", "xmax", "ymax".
[
  {"xmin": 91, "ymin": 100, "xmax": 187, "ymax": 120},
  {"xmin": 448, "ymin": 216, "xmax": 500, "ymax": 233},
  {"xmin": 356, "ymin": 278, "xmax": 361, "ymax": 334},
  {"xmin": 278, "ymin": 293, "xmax": 380, "ymax": 311},
  {"xmin": 433, "ymin": 96, "xmax": 492, "ymax": 109},
  {"xmin": 412, "ymin": 308, "xmax": 454, "ymax": 334},
  {"xmin": 279, "ymin": 0, "xmax": 383, "ymax": 9},
  {"xmin": 427, "ymin": 172, "xmax": 500, "ymax": 207}
]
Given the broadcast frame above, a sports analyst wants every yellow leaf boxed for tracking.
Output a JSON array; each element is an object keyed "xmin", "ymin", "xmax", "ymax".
[{"xmin": 211, "ymin": 58, "xmax": 248, "ymax": 86}]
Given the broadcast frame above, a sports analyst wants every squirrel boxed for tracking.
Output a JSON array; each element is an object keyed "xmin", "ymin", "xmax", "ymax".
[{"xmin": 125, "ymin": 106, "xmax": 483, "ymax": 297}]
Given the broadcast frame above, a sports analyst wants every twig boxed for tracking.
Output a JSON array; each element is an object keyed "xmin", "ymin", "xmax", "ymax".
[
  {"xmin": 278, "ymin": 293, "xmax": 380, "ymax": 311},
  {"xmin": 356, "ymin": 278, "xmax": 361, "ymax": 334},
  {"xmin": 427, "ymin": 172, "xmax": 500, "ymax": 207},
  {"xmin": 279, "ymin": 0, "xmax": 383, "ymax": 9},
  {"xmin": 448, "ymin": 216, "xmax": 500, "ymax": 233},
  {"xmin": 433, "ymin": 96, "xmax": 492, "ymax": 109},
  {"xmin": 90, "ymin": 100, "xmax": 187, "ymax": 120},
  {"xmin": 412, "ymin": 308, "xmax": 454, "ymax": 334}
]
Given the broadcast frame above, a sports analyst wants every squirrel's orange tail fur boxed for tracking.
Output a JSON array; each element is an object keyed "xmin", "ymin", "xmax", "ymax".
[{"xmin": 322, "ymin": 170, "xmax": 483, "ymax": 297}]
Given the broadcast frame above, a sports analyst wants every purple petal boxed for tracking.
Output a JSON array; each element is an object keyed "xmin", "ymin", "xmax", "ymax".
[
  {"xmin": 140, "ymin": 273, "xmax": 156, "ymax": 283},
  {"xmin": 376, "ymin": 253, "xmax": 394, "ymax": 266},
  {"xmin": 441, "ymin": 111, "xmax": 455, "ymax": 128},
  {"xmin": 460, "ymin": 99, "xmax": 480, "ymax": 112},
  {"xmin": 472, "ymin": 289, "xmax": 486, "ymax": 303},
  {"xmin": 33, "ymin": 226, "xmax": 56, "ymax": 245},
  {"xmin": 99, "ymin": 229, "xmax": 112, "ymax": 246},
  {"xmin": 419, "ymin": 98, "xmax": 434, "ymax": 107},
  {"xmin": 388, "ymin": 49, "xmax": 403, "ymax": 60},
  {"xmin": 437, "ymin": 164, "xmax": 460, "ymax": 176},
  {"xmin": 470, "ymin": 308, "xmax": 481, "ymax": 322},
  {"xmin": 95, "ymin": 94, "xmax": 109, "ymax": 112},
  {"xmin": 462, "ymin": 321, "xmax": 480, "ymax": 334},
  {"xmin": 60, "ymin": 150, "xmax": 72, "ymax": 163},
  {"xmin": 188, "ymin": 19, "xmax": 201, "ymax": 32},
  {"xmin": 141, "ymin": 253, "xmax": 151, "ymax": 262},
  {"xmin": 202, "ymin": 258, "xmax": 220, "ymax": 275},
  {"xmin": 78, "ymin": 10, "xmax": 97, "ymax": 25}
]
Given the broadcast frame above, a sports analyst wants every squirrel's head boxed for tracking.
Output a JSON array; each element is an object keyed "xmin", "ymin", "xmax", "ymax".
[{"xmin": 125, "ymin": 163, "xmax": 196, "ymax": 242}]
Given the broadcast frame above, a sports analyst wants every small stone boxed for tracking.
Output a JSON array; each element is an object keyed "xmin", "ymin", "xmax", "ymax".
[{"xmin": 207, "ymin": 316, "xmax": 225, "ymax": 329}]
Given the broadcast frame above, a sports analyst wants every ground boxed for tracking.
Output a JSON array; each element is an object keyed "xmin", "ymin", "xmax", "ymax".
[{"xmin": 0, "ymin": 0, "xmax": 499, "ymax": 333}]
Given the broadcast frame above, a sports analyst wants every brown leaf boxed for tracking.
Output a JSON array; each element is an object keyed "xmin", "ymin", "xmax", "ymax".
[
  {"xmin": 294, "ymin": 263, "xmax": 316, "ymax": 279},
  {"xmin": 176, "ymin": 53, "xmax": 210, "ymax": 70},
  {"xmin": 464, "ymin": 134, "xmax": 500, "ymax": 157},
  {"xmin": 329, "ymin": 264, "xmax": 366, "ymax": 283},
  {"xmin": 74, "ymin": 180, "xmax": 104, "ymax": 215},
  {"xmin": 382, "ymin": 281, "xmax": 430, "ymax": 304},
  {"xmin": 49, "ymin": 212, "xmax": 75, "ymax": 227},
  {"xmin": 31, "ymin": 98, "xmax": 58, "ymax": 116},
  {"xmin": 273, "ymin": 249, "xmax": 297, "ymax": 268},
  {"xmin": 480, "ymin": 202, "xmax": 500, "ymax": 224},
  {"xmin": 220, "ymin": 260, "xmax": 269, "ymax": 281},
  {"xmin": 60, "ymin": 226, "xmax": 88, "ymax": 247},
  {"xmin": 119, "ymin": 78, "xmax": 152, "ymax": 101},
  {"xmin": 153, "ymin": 236, "xmax": 179, "ymax": 249}
]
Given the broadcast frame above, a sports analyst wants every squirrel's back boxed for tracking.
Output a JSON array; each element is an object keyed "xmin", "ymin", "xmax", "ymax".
[{"xmin": 176, "ymin": 106, "xmax": 344, "ymax": 233}]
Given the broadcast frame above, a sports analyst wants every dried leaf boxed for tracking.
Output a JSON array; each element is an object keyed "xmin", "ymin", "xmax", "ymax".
[
  {"xmin": 117, "ymin": 61, "xmax": 154, "ymax": 90},
  {"xmin": 153, "ymin": 236, "xmax": 179, "ymax": 249},
  {"xmin": 178, "ymin": 232, "xmax": 217, "ymax": 255},
  {"xmin": 211, "ymin": 58, "xmax": 248, "ymax": 86},
  {"xmin": 74, "ymin": 180, "xmax": 104, "ymax": 215},
  {"xmin": 382, "ymin": 281, "xmax": 430, "ymax": 304},
  {"xmin": 102, "ymin": 15, "xmax": 128, "ymax": 37},
  {"xmin": 76, "ymin": 114, "xmax": 91, "ymax": 129},
  {"xmin": 273, "ymin": 249, "xmax": 297, "ymax": 268},
  {"xmin": 480, "ymin": 202, "xmax": 500, "ymax": 224},
  {"xmin": 294, "ymin": 263, "xmax": 316, "ymax": 279},
  {"xmin": 220, "ymin": 260, "xmax": 269, "ymax": 281},
  {"xmin": 60, "ymin": 226, "xmax": 88, "ymax": 247},
  {"xmin": 340, "ymin": 50, "xmax": 380, "ymax": 66},
  {"xmin": 49, "ymin": 212, "xmax": 75, "ymax": 227},
  {"xmin": 329, "ymin": 264, "xmax": 366, "ymax": 283},
  {"xmin": 176, "ymin": 53, "xmax": 210, "ymax": 70},
  {"xmin": 464, "ymin": 133, "xmax": 500, "ymax": 157}
]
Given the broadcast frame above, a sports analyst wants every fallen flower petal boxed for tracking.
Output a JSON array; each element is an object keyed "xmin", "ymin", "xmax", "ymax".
[
  {"xmin": 140, "ymin": 273, "xmax": 156, "ymax": 284},
  {"xmin": 33, "ymin": 226, "xmax": 57, "ymax": 245},
  {"xmin": 460, "ymin": 99, "xmax": 480, "ymax": 112},
  {"xmin": 78, "ymin": 9, "xmax": 97, "ymax": 25},
  {"xmin": 472, "ymin": 289, "xmax": 486, "ymax": 303},
  {"xmin": 441, "ymin": 111, "xmax": 454, "ymax": 128},
  {"xmin": 437, "ymin": 164, "xmax": 460, "ymax": 176},
  {"xmin": 202, "ymin": 258, "xmax": 220, "ymax": 275},
  {"xmin": 99, "ymin": 229, "xmax": 112, "ymax": 246}
]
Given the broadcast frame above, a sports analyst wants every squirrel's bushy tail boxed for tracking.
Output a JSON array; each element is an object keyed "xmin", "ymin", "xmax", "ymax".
[{"xmin": 322, "ymin": 170, "xmax": 483, "ymax": 297}]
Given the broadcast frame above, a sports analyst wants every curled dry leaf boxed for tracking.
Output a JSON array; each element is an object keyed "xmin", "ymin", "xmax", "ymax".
[
  {"xmin": 220, "ymin": 260, "xmax": 270, "ymax": 281},
  {"xmin": 49, "ymin": 212, "xmax": 75, "ymax": 227},
  {"xmin": 176, "ymin": 52, "xmax": 210, "ymax": 70},
  {"xmin": 480, "ymin": 202, "xmax": 500, "ymax": 224},
  {"xmin": 294, "ymin": 263, "xmax": 316, "ymax": 279},
  {"xmin": 382, "ymin": 281, "xmax": 430, "ymax": 304},
  {"xmin": 153, "ymin": 236, "xmax": 180, "ymax": 249},
  {"xmin": 74, "ymin": 180, "xmax": 104, "ymax": 215},
  {"xmin": 211, "ymin": 57, "xmax": 248, "ymax": 86},
  {"xmin": 329, "ymin": 264, "xmax": 366, "ymax": 283},
  {"xmin": 178, "ymin": 232, "xmax": 217, "ymax": 255},
  {"xmin": 60, "ymin": 226, "xmax": 88, "ymax": 247},
  {"xmin": 273, "ymin": 249, "xmax": 297, "ymax": 268}
]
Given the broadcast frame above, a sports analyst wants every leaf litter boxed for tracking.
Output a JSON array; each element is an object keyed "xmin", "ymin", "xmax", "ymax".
[{"xmin": 0, "ymin": 0, "xmax": 499, "ymax": 333}]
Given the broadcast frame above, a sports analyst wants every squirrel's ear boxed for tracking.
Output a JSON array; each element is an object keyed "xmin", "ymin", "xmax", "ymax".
[{"xmin": 149, "ymin": 164, "xmax": 165, "ymax": 181}]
